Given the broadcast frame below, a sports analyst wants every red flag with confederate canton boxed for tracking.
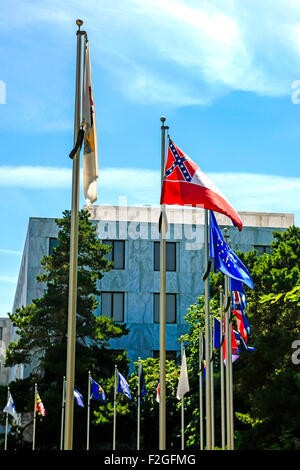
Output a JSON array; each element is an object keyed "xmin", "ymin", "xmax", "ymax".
[{"xmin": 160, "ymin": 137, "xmax": 243, "ymax": 231}]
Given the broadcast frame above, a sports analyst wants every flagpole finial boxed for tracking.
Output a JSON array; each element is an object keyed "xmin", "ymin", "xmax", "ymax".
[{"xmin": 76, "ymin": 19, "xmax": 83, "ymax": 29}]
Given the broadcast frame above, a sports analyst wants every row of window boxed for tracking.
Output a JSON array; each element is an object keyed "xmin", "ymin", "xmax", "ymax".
[
  {"xmin": 49, "ymin": 238, "xmax": 272, "ymax": 270},
  {"xmin": 101, "ymin": 292, "xmax": 177, "ymax": 323},
  {"xmin": 49, "ymin": 238, "xmax": 177, "ymax": 271}
]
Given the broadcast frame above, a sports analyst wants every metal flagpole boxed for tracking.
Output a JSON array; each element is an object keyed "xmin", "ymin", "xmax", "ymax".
[
  {"xmin": 211, "ymin": 313, "xmax": 215, "ymax": 449},
  {"xmin": 223, "ymin": 228, "xmax": 232, "ymax": 450},
  {"xmin": 227, "ymin": 237, "xmax": 234, "ymax": 450},
  {"xmin": 204, "ymin": 209, "xmax": 212, "ymax": 449},
  {"xmin": 60, "ymin": 377, "xmax": 66, "ymax": 450},
  {"xmin": 137, "ymin": 357, "xmax": 141, "ymax": 450},
  {"xmin": 113, "ymin": 365, "xmax": 117, "ymax": 450},
  {"xmin": 159, "ymin": 116, "xmax": 168, "ymax": 450},
  {"xmin": 199, "ymin": 330, "xmax": 204, "ymax": 451},
  {"xmin": 181, "ymin": 342, "xmax": 185, "ymax": 450},
  {"xmin": 219, "ymin": 287, "xmax": 225, "ymax": 450},
  {"xmin": 32, "ymin": 383, "xmax": 37, "ymax": 450},
  {"xmin": 4, "ymin": 387, "xmax": 9, "ymax": 450},
  {"xmin": 87, "ymin": 371, "xmax": 91, "ymax": 450},
  {"xmin": 64, "ymin": 19, "xmax": 85, "ymax": 451}
]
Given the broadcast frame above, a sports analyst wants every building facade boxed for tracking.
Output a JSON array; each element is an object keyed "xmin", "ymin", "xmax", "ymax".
[{"xmin": 6, "ymin": 205, "xmax": 294, "ymax": 379}]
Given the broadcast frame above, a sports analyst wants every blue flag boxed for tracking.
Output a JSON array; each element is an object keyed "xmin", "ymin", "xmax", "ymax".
[
  {"xmin": 74, "ymin": 388, "xmax": 84, "ymax": 407},
  {"xmin": 117, "ymin": 372, "xmax": 132, "ymax": 400},
  {"xmin": 91, "ymin": 378, "xmax": 106, "ymax": 401},
  {"xmin": 210, "ymin": 211, "xmax": 254, "ymax": 289},
  {"xmin": 213, "ymin": 316, "xmax": 223, "ymax": 349}
]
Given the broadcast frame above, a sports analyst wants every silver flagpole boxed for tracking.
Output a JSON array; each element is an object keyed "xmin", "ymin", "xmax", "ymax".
[
  {"xmin": 204, "ymin": 209, "xmax": 212, "ymax": 449},
  {"xmin": 223, "ymin": 228, "xmax": 232, "ymax": 450},
  {"xmin": 211, "ymin": 314, "xmax": 215, "ymax": 449},
  {"xmin": 181, "ymin": 342, "xmax": 185, "ymax": 450},
  {"xmin": 113, "ymin": 365, "xmax": 117, "ymax": 450},
  {"xmin": 4, "ymin": 387, "xmax": 9, "ymax": 450},
  {"xmin": 137, "ymin": 357, "xmax": 141, "ymax": 450},
  {"xmin": 219, "ymin": 287, "xmax": 225, "ymax": 450},
  {"xmin": 64, "ymin": 19, "xmax": 85, "ymax": 450},
  {"xmin": 60, "ymin": 377, "xmax": 66, "ymax": 450},
  {"xmin": 32, "ymin": 383, "xmax": 37, "ymax": 450},
  {"xmin": 227, "ymin": 237, "xmax": 234, "ymax": 450},
  {"xmin": 87, "ymin": 371, "xmax": 91, "ymax": 450},
  {"xmin": 199, "ymin": 330, "xmax": 204, "ymax": 451},
  {"xmin": 159, "ymin": 116, "xmax": 168, "ymax": 450}
]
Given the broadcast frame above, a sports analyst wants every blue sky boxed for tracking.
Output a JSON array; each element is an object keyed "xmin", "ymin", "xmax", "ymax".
[{"xmin": 0, "ymin": 0, "xmax": 300, "ymax": 316}]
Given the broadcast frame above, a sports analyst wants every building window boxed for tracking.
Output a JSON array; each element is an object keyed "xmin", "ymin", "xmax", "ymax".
[
  {"xmin": 49, "ymin": 237, "xmax": 59, "ymax": 255},
  {"xmin": 254, "ymin": 245, "xmax": 272, "ymax": 256},
  {"xmin": 105, "ymin": 240, "xmax": 125, "ymax": 270},
  {"xmin": 154, "ymin": 242, "xmax": 176, "ymax": 272},
  {"xmin": 0, "ymin": 327, "xmax": 2, "ymax": 341},
  {"xmin": 101, "ymin": 292, "xmax": 124, "ymax": 322},
  {"xmin": 153, "ymin": 350, "xmax": 177, "ymax": 361},
  {"xmin": 153, "ymin": 293, "xmax": 177, "ymax": 323}
]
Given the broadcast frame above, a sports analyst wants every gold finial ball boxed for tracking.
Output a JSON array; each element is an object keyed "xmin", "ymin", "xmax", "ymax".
[
  {"xmin": 76, "ymin": 19, "xmax": 83, "ymax": 26},
  {"xmin": 160, "ymin": 116, "xmax": 166, "ymax": 122}
]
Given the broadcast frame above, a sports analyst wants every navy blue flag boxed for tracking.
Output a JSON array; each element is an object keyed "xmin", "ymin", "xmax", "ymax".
[
  {"xmin": 91, "ymin": 378, "xmax": 106, "ymax": 401},
  {"xmin": 214, "ymin": 316, "xmax": 223, "ymax": 349},
  {"xmin": 74, "ymin": 388, "xmax": 84, "ymax": 407},
  {"xmin": 210, "ymin": 211, "xmax": 254, "ymax": 289},
  {"xmin": 138, "ymin": 366, "xmax": 146, "ymax": 402},
  {"xmin": 117, "ymin": 372, "xmax": 132, "ymax": 400}
]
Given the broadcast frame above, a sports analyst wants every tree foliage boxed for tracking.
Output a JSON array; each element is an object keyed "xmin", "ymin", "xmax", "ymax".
[{"xmin": 1, "ymin": 210, "xmax": 129, "ymax": 450}]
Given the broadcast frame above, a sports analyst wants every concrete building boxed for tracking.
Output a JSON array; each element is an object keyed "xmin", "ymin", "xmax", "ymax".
[{"xmin": 6, "ymin": 205, "xmax": 294, "ymax": 380}]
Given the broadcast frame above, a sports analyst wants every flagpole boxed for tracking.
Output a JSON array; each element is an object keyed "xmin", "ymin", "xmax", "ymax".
[
  {"xmin": 223, "ymin": 228, "xmax": 232, "ymax": 450},
  {"xmin": 211, "ymin": 315, "xmax": 215, "ymax": 449},
  {"xmin": 204, "ymin": 209, "xmax": 212, "ymax": 449},
  {"xmin": 4, "ymin": 387, "xmax": 9, "ymax": 450},
  {"xmin": 60, "ymin": 377, "xmax": 66, "ymax": 450},
  {"xmin": 32, "ymin": 383, "xmax": 37, "ymax": 450},
  {"xmin": 227, "ymin": 236, "xmax": 234, "ymax": 450},
  {"xmin": 87, "ymin": 371, "xmax": 91, "ymax": 450},
  {"xmin": 219, "ymin": 286, "xmax": 225, "ymax": 450},
  {"xmin": 180, "ymin": 342, "xmax": 185, "ymax": 450},
  {"xmin": 137, "ymin": 357, "xmax": 141, "ymax": 450},
  {"xmin": 64, "ymin": 19, "xmax": 85, "ymax": 451},
  {"xmin": 113, "ymin": 365, "xmax": 117, "ymax": 450},
  {"xmin": 159, "ymin": 116, "xmax": 168, "ymax": 450},
  {"xmin": 199, "ymin": 330, "xmax": 204, "ymax": 451}
]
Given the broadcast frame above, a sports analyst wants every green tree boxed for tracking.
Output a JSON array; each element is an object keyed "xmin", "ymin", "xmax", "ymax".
[
  {"xmin": 2, "ymin": 209, "xmax": 129, "ymax": 450},
  {"xmin": 184, "ymin": 226, "xmax": 300, "ymax": 450}
]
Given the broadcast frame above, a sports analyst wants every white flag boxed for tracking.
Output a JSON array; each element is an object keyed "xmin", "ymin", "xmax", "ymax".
[
  {"xmin": 82, "ymin": 36, "xmax": 98, "ymax": 205},
  {"xmin": 155, "ymin": 382, "xmax": 160, "ymax": 403},
  {"xmin": 3, "ymin": 393, "xmax": 18, "ymax": 421},
  {"xmin": 176, "ymin": 347, "xmax": 190, "ymax": 400}
]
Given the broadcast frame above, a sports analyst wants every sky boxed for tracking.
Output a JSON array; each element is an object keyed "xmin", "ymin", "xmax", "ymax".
[{"xmin": 0, "ymin": 0, "xmax": 300, "ymax": 316}]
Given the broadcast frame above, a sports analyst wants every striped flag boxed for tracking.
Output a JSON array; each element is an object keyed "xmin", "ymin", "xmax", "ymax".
[{"xmin": 82, "ymin": 36, "xmax": 98, "ymax": 205}]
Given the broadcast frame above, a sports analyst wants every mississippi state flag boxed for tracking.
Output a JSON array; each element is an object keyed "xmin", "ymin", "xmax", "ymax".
[{"xmin": 160, "ymin": 137, "xmax": 243, "ymax": 231}]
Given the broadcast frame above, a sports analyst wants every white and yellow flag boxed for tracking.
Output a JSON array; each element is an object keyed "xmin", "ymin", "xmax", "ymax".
[
  {"xmin": 82, "ymin": 36, "xmax": 98, "ymax": 205},
  {"xmin": 176, "ymin": 346, "xmax": 190, "ymax": 400}
]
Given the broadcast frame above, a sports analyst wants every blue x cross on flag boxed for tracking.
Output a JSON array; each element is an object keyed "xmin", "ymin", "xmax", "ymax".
[{"xmin": 210, "ymin": 211, "xmax": 254, "ymax": 290}]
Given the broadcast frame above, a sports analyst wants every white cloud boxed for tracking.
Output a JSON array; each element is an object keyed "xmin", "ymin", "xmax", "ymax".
[
  {"xmin": 0, "ymin": 249, "xmax": 22, "ymax": 255},
  {"xmin": 3, "ymin": 0, "xmax": 300, "ymax": 108},
  {"xmin": 0, "ymin": 165, "xmax": 297, "ymax": 223}
]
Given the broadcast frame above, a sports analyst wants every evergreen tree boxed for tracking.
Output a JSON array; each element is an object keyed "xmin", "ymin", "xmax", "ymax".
[{"xmin": 2, "ymin": 210, "xmax": 129, "ymax": 450}]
